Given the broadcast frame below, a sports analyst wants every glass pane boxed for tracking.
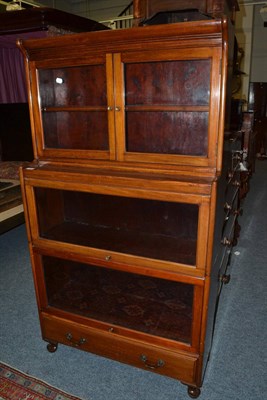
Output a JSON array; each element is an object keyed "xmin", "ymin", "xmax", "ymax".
[
  {"xmin": 42, "ymin": 112, "xmax": 109, "ymax": 150},
  {"xmin": 124, "ymin": 59, "xmax": 211, "ymax": 156},
  {"xmin": 43, "ymin": 256, "xmax": 194, "ymax": 343},
  {"xmin": 35, "ymin": 189, "xmax": 198, "ymax": 266},
  {"xmin": 125, "ymin": 59, "xmax": 211, "ymax": 106},
  {"xmin": 38, "ymin": 65, "xmax": 107, "ymax": 107},
  {"xmin": 126, "ymin": 111, "xmax": 208, "ymax": 155}
]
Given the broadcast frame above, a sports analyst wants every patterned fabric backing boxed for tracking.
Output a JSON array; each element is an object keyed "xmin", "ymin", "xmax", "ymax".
[
  {"xmin": 0, "ymin": 162, "xmax": 24, "ymax": 180},
  {"xmin": 44, "ymin": 257, "xmax": 193, "ymax": 344}
]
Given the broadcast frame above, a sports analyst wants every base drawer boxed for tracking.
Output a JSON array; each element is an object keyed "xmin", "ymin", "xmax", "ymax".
[{"xmin": 41, "ymin": 313, "xmax": 199, "ymax": 386}]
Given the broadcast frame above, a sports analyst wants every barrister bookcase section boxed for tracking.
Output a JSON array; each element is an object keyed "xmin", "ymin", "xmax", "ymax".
[
  {"xmin": 19, "ymin": 18, "xmax": 233, "ymax": 399},
  {"xmin": 18, "ymin": 18, "xmax": 226, "ymax": 172}
]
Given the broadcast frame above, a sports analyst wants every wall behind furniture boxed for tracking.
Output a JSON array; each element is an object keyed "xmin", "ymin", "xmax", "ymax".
[
  {"xmin": 250, "ymin": 4, "xmax": 267, "ymax": 82},
  {"xmin": 40, "ymin": 1, "xmax": 267, "ymax": 101},
  {"xmin": 234, "ymin": 3, "xmax": 254, "ymax": 102},
  {"xmin": 234, "ymin": 2, "xmax": 267, "ymax": 102},
  {"xmin": 40, "ymin": 0, "xmax": 131, "ymax": 21}
]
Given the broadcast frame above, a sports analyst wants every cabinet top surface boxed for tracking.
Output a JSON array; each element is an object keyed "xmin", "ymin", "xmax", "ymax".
[
  {"xmin": 23, "ymin": 162, "xmax": 216, "ymax": 193},
  {"xmin": 17, "ymin": 18, "xmax": 227, "ymax": 57}
]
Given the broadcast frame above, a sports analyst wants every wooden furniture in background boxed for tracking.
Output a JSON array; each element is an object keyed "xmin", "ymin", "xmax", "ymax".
[
  {"xmin": 133, "ymin": 0, "xmax": 239, "ymax": 25},
  {"xmin": 0, "ymin": 7, "xmax": 108, "ymax": 35},
  {"xmin": 19, "ymin": 18, "xmax": 240, "ymax": 398},
  {"xmin": 248, "ymin": 82, "xmax": 267, "ymax": 158},
  {"xmin": 0, "ymin": 7, "xmax": 108, "ymax": 234}
]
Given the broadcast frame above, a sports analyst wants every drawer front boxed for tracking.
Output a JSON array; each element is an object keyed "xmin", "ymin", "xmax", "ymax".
[{"xmin": 41, "ymin": 313, "xmax": 199, "ymax": 385}]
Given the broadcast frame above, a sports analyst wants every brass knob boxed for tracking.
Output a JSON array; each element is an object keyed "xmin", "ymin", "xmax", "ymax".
[
  {"xmin": 115, "ymin": 106, "xmax": 121, "ymax": 111},
  {"xmin": 107, "ymin": 106, "xmax": 113, "ymax": 111},
  {"xmin": 105, "ymin": 255, "xmax": 112, "ymax": 261}
]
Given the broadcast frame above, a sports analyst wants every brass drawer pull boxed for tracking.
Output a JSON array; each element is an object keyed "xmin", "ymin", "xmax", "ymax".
[
  {"xmin": 227, "ymin": 170, "xmax": 234, "ymax": 180},
  {"xmin": 234, "ymin": 208, "xmax": 243, "ymax": 216},
  {"xmin": 220, "ymin": 274, "xmax": 231, "ymax": 284},
  {"xmin": 232, "ymin": 180, "xmax": 241, "ymax": 187},
  {"xmin": 140, "ymin": 354, "xmax": 165, "ymax": 370},
  {"xmin": 105, "ymin": 255, "xmax": 112, "ymax": 261},
  {"xmin": 224, "ymin": 202, "xmax": 232, "ymax": 212},
  {"xmin": 221, "ymin": 237, "xmax": 232, "ymax": 246},
  {"xmin": 66, "ymin": 333, "xmax": 87, "ymax": 347}
]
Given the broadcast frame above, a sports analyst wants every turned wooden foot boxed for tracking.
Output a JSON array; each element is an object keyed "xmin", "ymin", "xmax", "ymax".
[
  {"xmin": 47, "ymin": 342, "xmax": 58, "ymax": 353},
  {"xmin": 187, "ymin": 386, "xmax": 201, "ymax": 398}
]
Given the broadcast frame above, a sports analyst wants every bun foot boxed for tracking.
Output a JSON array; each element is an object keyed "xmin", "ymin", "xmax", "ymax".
[
  {"xmin": 188, "ymin": 386, "xmax": 201, "ymax": 398},
  {"xmin": 47, "ymin": 342, "xmax": 58, "ymax": 353}
]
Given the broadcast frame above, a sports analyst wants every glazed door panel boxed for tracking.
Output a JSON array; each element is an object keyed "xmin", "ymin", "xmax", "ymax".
[
  {"xmin": 40, "ymin": 255, "xmax": 195, "ymax": 345},
  {"xmin": 30, "ymin": 55, "xmax": 116, "ymax": 161},
  {"xmin": 22, "ymin": 173, "xmax": 211, "ymax": 276},
  {"xmin": 26, "ymin": 42, "xmax": 224, "ymax": 169},
  {"xmin": 114, "ymin": 48, "xmax": 222, "ymax": 167},
  {"xmin": 34, "ymin": 187, "xmax": 199, "ymax": 266}
]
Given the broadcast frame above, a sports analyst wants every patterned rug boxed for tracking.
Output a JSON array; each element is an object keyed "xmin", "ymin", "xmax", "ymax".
[{"xmin": 0, "ymin": 362, "xmax": 83, "ymax": 400}]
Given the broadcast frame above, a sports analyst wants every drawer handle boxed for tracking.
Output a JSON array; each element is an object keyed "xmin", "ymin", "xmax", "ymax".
[
  {"xmin": 140, "ymin": 354, "xmax": 165, "ymax": 370},
  {"xmin": 227, "ymin": 170, "xmax": 234, "ymax": 180},
  {"xmin": 220, "ymin": 274, "xmax": 231, "ymax": 284},
  {"xmin": 224, "ymin": 202, "xmax": 232, "ymax": 212},
  {"xmin": 105, "ymin": 255, "xmax": 112, "ymax": 261},
  {"xmin": 232, "ymin": 180, "xmax": 241, "ymax": 187},
  {"xmin": 221, "ymin": 237, "xmax": 232, "ymax": 246},
  {"xmin": 234, "ymin": 208, "xmax": 243, "ymax": 216},
  {"xmin": 66, "ymin": 333, "xmax": 87, "ymax": 347}
]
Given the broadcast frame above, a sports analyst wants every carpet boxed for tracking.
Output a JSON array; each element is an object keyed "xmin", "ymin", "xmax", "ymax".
[{"xmin": 0, "ymin": 362, "xmax": 83, "ymax": 400}]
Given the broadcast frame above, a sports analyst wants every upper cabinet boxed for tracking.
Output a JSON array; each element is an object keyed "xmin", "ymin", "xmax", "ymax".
[{"xmin": 18, "ymin": 19, "xmax": 228, "ymax": 172}]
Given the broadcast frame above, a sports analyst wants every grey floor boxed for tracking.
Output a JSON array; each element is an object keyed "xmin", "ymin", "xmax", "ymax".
[{"xmin": 0, "ymin": 161, "xmax": 266, "ymax": 400}]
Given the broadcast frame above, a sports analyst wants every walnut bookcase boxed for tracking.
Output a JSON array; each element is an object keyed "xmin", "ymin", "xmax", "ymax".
[{"xmin": 18, "ymin": 18, "xmax": 240, "ymax": 398}]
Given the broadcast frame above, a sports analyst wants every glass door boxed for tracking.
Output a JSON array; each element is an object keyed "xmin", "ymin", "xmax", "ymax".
[
  {"xmin": 31, "ymin": 55, "xmax": 116, "ymax": 161},
  {"xmin": 114, "ymin": 48, "xmax": 222, "ymax": 167},
  {"xmin": 34, "ymin": 187, "xmax": 199, "ymax": 267},
  {"xmin": 38, "ymin": 254, "xmax": 196, "ymax": 345}
]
